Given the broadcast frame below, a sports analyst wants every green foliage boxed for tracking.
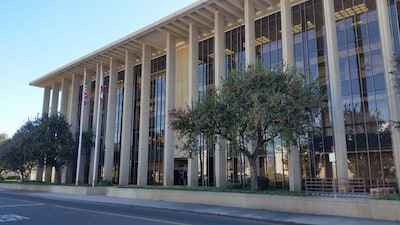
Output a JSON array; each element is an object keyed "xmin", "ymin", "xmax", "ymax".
[
  {"xmin": 169, "ymin": 62, "xmax": 324, "ymax": 190},
  {"xmin": 391, "ymin": 54, "xmax": 400, "ymax": 131},
  {"xmin": 220, "ymin": 63, "xmax": 322, "ymax": 145},
  {"xmin": 241, "ymin": 176, "xmax": 269, "ymax": 190},
  {"xmin": 393, "ymin": 120, "xmax": 400, "ymax": 130},
  {"xmin": 380, "ymin": 194, "xmax": 400, "ymax": 201},
  {"xmin": 392, "ymin": 54, "xmax": 400, "ymax": 94},
  {"xmin": 0, "ymin": 119, "xmax": 40, "ymax": 181},
  {"xmin": 81, "ymin": 130, "xmax": 95, "ymax": 155},
  {"xmin": 256, "ymin": 176, "xmax": 269, "ymax": 190},
  {"xmin": 0, "ymin": 114, "xmax": 75, "ymax": 182},
  {"xmin": 97, "ymin": 179, "xmax": 114, "ymax": 186},
  {"xmin": 34, "ymin": 115, "xmax": 75, "ymax": 170}
]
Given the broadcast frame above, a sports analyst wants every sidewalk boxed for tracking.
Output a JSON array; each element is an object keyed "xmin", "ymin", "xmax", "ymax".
[{"xmin": 16, "ymin": 190, "xmax": 400, "ymax": 225}]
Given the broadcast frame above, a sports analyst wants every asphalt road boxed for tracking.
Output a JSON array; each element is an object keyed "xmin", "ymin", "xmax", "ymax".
[{"xmin": 0, "ymin": 190, "xmax": 283, "ymax": 225}]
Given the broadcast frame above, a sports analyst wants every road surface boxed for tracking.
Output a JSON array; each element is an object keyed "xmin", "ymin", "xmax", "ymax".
[{"xmin": 0, "ymin": 189, "xmax": 287, "ymax": 225}]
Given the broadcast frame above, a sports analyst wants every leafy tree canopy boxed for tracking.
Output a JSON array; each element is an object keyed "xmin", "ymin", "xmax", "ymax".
[
  {"xmin": 169, "ymin": 63, "xmax": 325, "ymax": 190},
  {"xmin": 391, "ymin": 54, "xmax": 400, "ymax": 130},
  {"xmin": 0, "ymin": 114, "xmax": 75, "ymax": 182}
]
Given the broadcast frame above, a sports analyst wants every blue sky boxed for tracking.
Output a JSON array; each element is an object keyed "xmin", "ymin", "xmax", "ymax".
[{"xmin": 0, "ymin": 0, "xmax": 197, "ymax": 137}]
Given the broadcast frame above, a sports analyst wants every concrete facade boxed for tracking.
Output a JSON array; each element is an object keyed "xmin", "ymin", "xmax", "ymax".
[{"xmin": 30, "ymin": 0, "xmax": 400, "ymax": 192}]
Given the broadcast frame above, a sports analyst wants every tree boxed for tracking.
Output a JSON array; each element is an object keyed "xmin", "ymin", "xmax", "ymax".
[
  {"xmin": 0, "ymin": 120, "xmax": 39, "ymax": 181},
  {"xmin": 0, "ymin": 133, "xmax": 8, "ymax": 174},
  {"xmin": 35, "ymin": 115, "xmax": 75, "ymax": 184},
  {"xmin": 0, "ymin": 115, "xmax": 75, "ymax": 183},
  {"xmin": 169, "ymin": 63, "xmax": 324, "ymax": 190},
  {"xmin": 391, "ymin": 54, "xmax": 400, "ymax": 130}
]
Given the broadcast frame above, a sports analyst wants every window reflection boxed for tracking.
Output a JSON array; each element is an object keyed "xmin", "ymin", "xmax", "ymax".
[{"xmin": 329, "ymin": 0, "xmax": 394, "ymax": 184}]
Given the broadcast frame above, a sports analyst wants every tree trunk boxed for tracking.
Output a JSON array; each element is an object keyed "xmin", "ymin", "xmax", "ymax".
[
  {"xmin": 54, "ymin": 165, "xmax": 61, "ymax": 184},
  {"xmin": 19, "ymin": 171, "xmax": 25, "ymax": 182},
  {"xmin": 248, "ymin": 156, "xmax": 258, "ymax": 190}
]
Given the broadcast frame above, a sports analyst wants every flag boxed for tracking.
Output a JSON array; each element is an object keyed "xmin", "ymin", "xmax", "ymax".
[
  {"xmin": 92, "ymin": 63, "xmax": 104, "ymax": 186},
  {"xmin": 75, "ymin": 69, "xmax": 88, "ymax": 186},
  {"xmin": 99, "ymin": 64, "xmax": 104, "ymax": 104},
  {"xmin": 83, "ymin": 79, "xmax": 88, "ymax": 106}
]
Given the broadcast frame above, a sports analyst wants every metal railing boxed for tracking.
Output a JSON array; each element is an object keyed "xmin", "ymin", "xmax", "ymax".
[{"xmin": 305, "ymin": 178, "xmax": 397, "ymax": 197}]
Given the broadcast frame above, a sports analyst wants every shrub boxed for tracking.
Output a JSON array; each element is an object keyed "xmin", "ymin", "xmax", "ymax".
[{"xmin": 97, "ymin": 179, "xmax": 114, "ymax": 186}]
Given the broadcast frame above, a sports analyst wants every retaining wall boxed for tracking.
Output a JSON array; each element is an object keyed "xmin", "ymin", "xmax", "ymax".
[{"xmin": 1, "ymin": 183, "xmax": 398, "ymax": 222}]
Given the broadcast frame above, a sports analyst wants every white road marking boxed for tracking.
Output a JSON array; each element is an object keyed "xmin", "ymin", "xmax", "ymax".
[
  {"xmin": 0, "ymin": 203, "xmax": 44, "ymax": 208},
  {"xmin": 0, "ymin": 214, "xmax": 29, "ymax": 223}
]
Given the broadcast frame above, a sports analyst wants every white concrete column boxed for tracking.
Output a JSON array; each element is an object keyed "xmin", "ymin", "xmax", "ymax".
[
  {"xmin": 68, "ymin": 74, "xmax": 81, "ymax": 136},
  {"xmin": 281, "ymin": 0, "xmax": 294, "ymax": 67},
  {"xmin": 62, "ymin": 74, "xmax": 80, "ymax": 184},
  {"xmin": 60, "ymin": 78, "xmax": 71, "ymax": 184},
  {"xmin": 36, "ymin": 165, "xmax": 44, "ymax": 182},
  {"xmin": 323, "ymin": 0, "xmax": 348, "ymax": 184},
  {"xmin": 45, "ymin": 82, "xmax": 60, "ymax": 183},
  {"xmin": 50, "ymin": 82, "xmax": 60, "ymax": 116},
  {"xmin": 37, "ymin": 87, "xmax": 51, "ymax": 182},
  {"xmin": 42, "ymin": 87, "xmax": 51, "ymax": 117},
  {"xmin": 89, "ymin": 63, "xmax": 101, "ymax": 185},
  {"xmin": 60, "ymin": 78, "xmax": 75, "ymax": 184},
  {"xmin": 104, "ymin": 57, "xmax": 118, "ymax": 181},
  {"xmin": 245, "ymin": 0, "xmax": 256, "ymax": 66},
  {"xmin": 376, "ymin": 0, "xmax": 400, "ymax": 191},
  {"xmin": 44, "ymin": 164, "xmax": 52, "ymax": 182},
  {"xmin": 214, "ymin": 11, "xmax": 227, "ymax": 188},
  {"xmin": 288, "ymin": 144, "xmax": 302, "ymax": 191},
  {"xmin": 164, "ymin": 33, "xmax": 176, "ymax": 186},
  {"xmin": 60, "ymin": 78, "xmax": 70, "ymax": 118},
  {"xmin": 137, "ymin": 44, "xmax": 152, "ymax": 186},
  {"xmin": 281, "ymin": 0, "xmax": 301, "ymax": 191},
  {"xmin": 119, "ymin": 51, "xmax": 135, "ymax": 185},
  {"xmin": 188, "ymin": 24, "xmax": 199, "ymax": 186}
]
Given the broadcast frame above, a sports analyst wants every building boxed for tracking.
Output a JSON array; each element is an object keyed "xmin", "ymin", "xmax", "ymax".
[{"xmin": 30, "ymin": 0, "xmax": 400, "ymax": 191}]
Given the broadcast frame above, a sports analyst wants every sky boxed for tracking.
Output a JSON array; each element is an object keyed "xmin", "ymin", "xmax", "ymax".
[{"xmin": 0, "ymin": 0, "xmax": 198, "ymax": 138}]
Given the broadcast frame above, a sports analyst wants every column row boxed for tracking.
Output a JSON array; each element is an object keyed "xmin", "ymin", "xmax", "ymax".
[{"xmin": 40, "ymin": 0, "xmax": 400, "ymax": 190}]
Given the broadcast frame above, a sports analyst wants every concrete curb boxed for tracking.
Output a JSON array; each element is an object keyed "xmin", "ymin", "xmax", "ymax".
[{"xmin": 0, "ymin": 183, "xmax": 105, "ymax": 195}]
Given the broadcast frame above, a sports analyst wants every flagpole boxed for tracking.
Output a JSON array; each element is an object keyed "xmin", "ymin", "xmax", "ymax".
[
  {"xmin": 92, "ymin": 63, "xmax": 104, "ymax": 187},
  {"xmin": 75, "ymin": 69, "xmax": 88, "ymax": 186}
]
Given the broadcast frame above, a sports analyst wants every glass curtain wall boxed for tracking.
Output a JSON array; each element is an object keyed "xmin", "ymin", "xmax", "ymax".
[
  {"xmin": 388, "ymin": 0, "xmax": 400, "ymax": 52},
  {"xmin": 225, "ymin": 26, "xmax": 246, "ymax": 74},
  {"xmin": 98, "ymin": 76, "xmax": 109, "ymax": 180},
  {"xmin": 255, "ymin": 11, "xmax": 287, "ymax": 189},
  {"xmin": 85, "ymin": 80, "xmax": 96, "ymax": 182},
  {"xmin": 111, "ymin": 71, "xmax": 124, "ymax": 183},
  {"xmin": 334, "ymin": 0, "xmax": 395, "ymax": 186},
  {"xmin": 131, "ymin": 65, "xmax": 142, "ymax": 184},
  {"xmin": 225, "ymin": 26, "xmax": 247, "ymax": 186},
  {"xmin": 198, "ymin": 38, "xmax": 215, "ymax": 186},
  {"xmin": 292, "ymin": 0, "xmax": 333, "ymax": 182},
  {"xmin": 147, "ymin": 56, "xmax": 166, "ymax": 185},
  {"xmin": 255, "ymin": 12, "xmax": 282, "ymax": 68}
]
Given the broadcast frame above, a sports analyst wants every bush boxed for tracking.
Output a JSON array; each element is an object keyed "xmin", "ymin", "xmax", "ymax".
[
  {"xmin": 257, "ymin": 176, "xmax": 269, "ymax": 190},
  {"xmin": 245, "ymin": 176, "xmax": 269, "ymax": 190},
  {"xmin": 97, "ymin": 179, "xmax": 114, "ymax": 186},
  {"xmin": 5, "ymin": 176, "xmax": 20, "ymax": 181}
]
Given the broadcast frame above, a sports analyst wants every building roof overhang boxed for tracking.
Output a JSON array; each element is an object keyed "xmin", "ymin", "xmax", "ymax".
[{"xmin": 30, "ymin": 0, "xmax": 306, "ymax": 88}]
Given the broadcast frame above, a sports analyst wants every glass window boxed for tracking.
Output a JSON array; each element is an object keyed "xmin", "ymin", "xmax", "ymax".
[{"xmin": 374, "ymin": 74, "xmax": 386, "ymax": 91}]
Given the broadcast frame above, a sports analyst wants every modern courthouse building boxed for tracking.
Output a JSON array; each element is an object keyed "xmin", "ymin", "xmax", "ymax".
[{"xmin": 30, "ymin": 0, "xmax": 400, "ymax": 192}]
